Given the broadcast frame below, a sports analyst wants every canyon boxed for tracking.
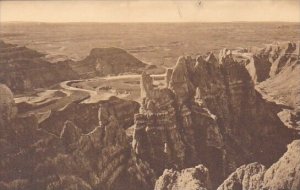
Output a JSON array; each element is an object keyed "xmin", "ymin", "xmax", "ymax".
[{"xmin": 0, "ymin": 40, "xmax": 299, "ymax": 190}]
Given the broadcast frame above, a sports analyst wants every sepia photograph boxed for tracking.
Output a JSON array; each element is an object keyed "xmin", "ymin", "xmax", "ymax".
[{"xmin": 0, "ymin": 0, "xmax": 299, "ymax": 189}]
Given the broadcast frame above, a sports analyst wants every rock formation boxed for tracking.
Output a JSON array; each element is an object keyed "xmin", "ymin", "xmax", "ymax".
[
  {"xmin": 245, "ymin": 42, "xmax": 300, "ymax": 108},
  {"xmin": 243, "ymin": 42, "xmax": 300, "ymax": 129},
  {"xmin": 263, "ymin": 140, "xmax": 300, "ymax": 190},
  {"xmin": 133, "ymin": 85, "xmax": 186, "ymax": 173},
  {"xmin": 217, "ymin": 162, "xmax": 266, "ymax": 190},
  {"xmin": 165, "ymin": 68, "xmax": 173, "ymax": 88},
  {"xmin": 0, "ymin": 84, "xmax": 17, "ymax": 127},
  {"xmin": 0, "ymin": 40, "xmax": 78, "ymax": 93},
  {"xmin": 218, "ymin": 140, "xmax": 300, "ymax": 190},
  {"xmin": 169, "ymin": 56, "xmax": 195, "ymax": 103},
  {"xmin": 133, "ymin": 51, "xmax": 296, "ymax": 188},
  {"xmin": 155, "ymin": 165, "xmax": 212, "ymax": 190},
  {"xmin": 244, "ymin": 42, "xmax": 298, "ymax": 83}
]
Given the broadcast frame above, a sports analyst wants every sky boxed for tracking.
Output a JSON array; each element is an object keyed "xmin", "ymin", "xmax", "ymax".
[{"xmin": 0, "ymin": 0, "xmax": 299, "ymax": 23}]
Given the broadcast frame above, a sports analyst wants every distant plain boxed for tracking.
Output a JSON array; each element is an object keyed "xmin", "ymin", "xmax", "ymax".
[{"xmin": 1, "ymin": 22, "xmax": 300, "ymax": 67}]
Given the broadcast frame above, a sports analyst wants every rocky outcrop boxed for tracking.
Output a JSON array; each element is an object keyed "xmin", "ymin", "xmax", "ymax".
[
  {"xmin": 136, "ymin": 59, "xmax": 225, "ymax": 176},
  {"xmin": 133, "ymin": 51, "xmax": 295, "ymax": 188},
  {"xmin": 0, "ymin": 40, "xmax": 79, "ymax": 93},
  {"xmin": 265, "ymin": 42, "xmax": 298, "ymax": 78},
  {"xmin": 245, "ymin": 42, "xmax": 299, "ymax": 83},
  {"xmin": 71, "ymin": 47, "xmax": 148, "ymax": 77},
  {"xmin": 263, "ymin": 140, "xmax": 300, "ymax": 190},
  {"xmin": 244, "ymin": 42, "xmax": 300, "ymax": 129},
  {"xmin": 0, "ymin": 84, "xmax": 17, "ymax": 127},
  {"xmin": 169, "ymin": 56, "xmax": 195, "ymax": 103},
  {"xmin": 246, "ymin": 41, "xmax": 300, "ymax": 109},
  {"xmin": 217, "ymin": 162, "xmax": 266, "ymax": 190},
  {"xmin": 133, "ymin": 85, "xmax": 186, "ymax": 173},
  {"xmin": 218, "ymin": 140, "xmax": 300, "ymax": 190},
  {"xmin": 155, "ymin": 165, "xmax": 212, "ymax": 190}
]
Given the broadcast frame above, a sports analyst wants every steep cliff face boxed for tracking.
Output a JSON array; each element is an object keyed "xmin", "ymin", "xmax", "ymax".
[
  {"xmin": 133, "ymin": 79, "xmax": 186, "ymax": 173},
  {"xmin": 133, "ymin": 51, "xmax": 295, "ymax": 188},
  {"xmin": 218, "ymin": 140, "xmax": 300, "ymax": 190},
  {"xmin": 0, "ymin": 40, "xmax": 79, "ymax": 93},
  {"xmin": 154, "ymin": 165, "xmax": 212, "ymax": 190}
]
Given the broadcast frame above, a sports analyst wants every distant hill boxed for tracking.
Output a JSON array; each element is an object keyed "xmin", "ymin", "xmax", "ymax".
[
  {"xmin": 0, "ymin": 40, "xmax": 79, "ymax": 93},
  {"xmin": 70, "ymin": 47, "xmax": 163, "ymax": 78}
]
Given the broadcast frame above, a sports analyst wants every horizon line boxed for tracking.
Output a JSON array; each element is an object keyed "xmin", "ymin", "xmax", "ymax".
[{"xmin": 1, "ymin": 21, "xmax": 300, "ymax": 24}]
